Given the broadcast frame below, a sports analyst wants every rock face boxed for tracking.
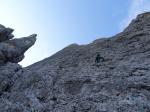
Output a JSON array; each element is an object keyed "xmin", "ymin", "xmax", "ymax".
[{"xmin": 1, "ymin": 12, "xmax": 150, "ymax": 112}]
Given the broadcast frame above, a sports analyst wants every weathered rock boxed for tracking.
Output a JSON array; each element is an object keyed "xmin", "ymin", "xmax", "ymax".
[
  {"xmin": 0, "ymin": 34, "xmax": 36, "ymax": 63},
  {"xmin": 1, "ymin": 12, "xmax": 150, "ymax": 112},
  {"xmin": 0, "ymin": 62, "xmax": 22, "ymax": 95},
  {"xmin": 0, "ymin": 25, "xmax": 14, "ymax": 42}
]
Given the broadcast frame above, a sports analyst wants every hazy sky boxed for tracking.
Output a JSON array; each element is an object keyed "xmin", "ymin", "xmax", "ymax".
[{"xmin": 0, "ymin": 0, "xmax": 150, "ymax": 66}]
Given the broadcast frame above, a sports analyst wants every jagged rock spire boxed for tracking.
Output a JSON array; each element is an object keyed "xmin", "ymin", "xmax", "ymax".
[{"xmin": 0, "ymin": 24, "xmax": 37, "ymax": 63}]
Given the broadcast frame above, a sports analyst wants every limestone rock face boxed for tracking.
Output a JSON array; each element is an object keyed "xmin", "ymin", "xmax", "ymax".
[{"xmin": 1, "ymin": 12, "xmax": 150, "ymax": 112}]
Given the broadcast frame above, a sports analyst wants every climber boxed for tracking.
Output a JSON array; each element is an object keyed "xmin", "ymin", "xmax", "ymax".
[{"xmin": 95, "ymin": 54, "xmax": 104, "ymax": 63}]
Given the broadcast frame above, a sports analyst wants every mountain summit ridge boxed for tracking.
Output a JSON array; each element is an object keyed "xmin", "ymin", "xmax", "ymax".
[{"xmin": 1, "ymin": 12, "xmax": 150, "ymax": 112}]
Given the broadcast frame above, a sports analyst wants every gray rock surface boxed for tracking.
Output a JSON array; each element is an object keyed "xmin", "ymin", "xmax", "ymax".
[
  {"xmin": 0, "ymin": 25, "xmax": 14, "ymax": 42},
  {"xmin": 1, "ymin": 12, "xmax": 150, "ymax": 112},
  {"xmin": 0, "ymin": 32, "xmax": 36, "ymax": 63}
]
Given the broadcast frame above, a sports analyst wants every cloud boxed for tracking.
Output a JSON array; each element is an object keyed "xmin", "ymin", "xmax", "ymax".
[{"xmin": 120, "ymin": 0, "xmax": 150, "ymax": 31}]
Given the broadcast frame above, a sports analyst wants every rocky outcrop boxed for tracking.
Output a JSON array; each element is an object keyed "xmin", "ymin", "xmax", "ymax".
[
  {"xmin": 0, "ymin": 25, "xmax": 36, "ymax": 63},
  {"xmin": 1, "ymin": 34, "xmax": 37, "ymax": 63},
  {"xmin": 1, "ymin": 12, "xmax": 150, "ymax": 112},
  {"xmin": 0, "ymin": 25, "xmax": 36, "ymax": 112}
]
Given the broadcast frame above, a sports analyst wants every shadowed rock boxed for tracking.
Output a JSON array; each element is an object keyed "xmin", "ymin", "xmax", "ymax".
[
  {"xmin": 0, "ymin": 25, "xmax": 14, "ymax": 42},
  {"xmin": 0, "ymin": 34, "xmax": 37, "ymax": 63}
]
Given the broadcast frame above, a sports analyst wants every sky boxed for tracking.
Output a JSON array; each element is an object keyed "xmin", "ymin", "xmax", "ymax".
[{"xmin": 0, "ymin": 0, "xmax": 150, "ymax": 67}]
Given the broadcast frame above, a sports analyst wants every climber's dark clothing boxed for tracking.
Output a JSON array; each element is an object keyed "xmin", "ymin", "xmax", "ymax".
[{"xmin": 95, "ymin": 54, "xmax": 104, "ymax": 63}]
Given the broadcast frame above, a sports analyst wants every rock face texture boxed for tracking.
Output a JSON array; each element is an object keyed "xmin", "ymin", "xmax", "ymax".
[{"xmin": 1, "ymin": 12, "xmax": 150, "ymax": 112}]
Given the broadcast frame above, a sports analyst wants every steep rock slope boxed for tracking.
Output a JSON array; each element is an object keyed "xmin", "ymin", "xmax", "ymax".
[{"xmin": 1, "ymin": 12, "xmax": 150, "ymax": 112}]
